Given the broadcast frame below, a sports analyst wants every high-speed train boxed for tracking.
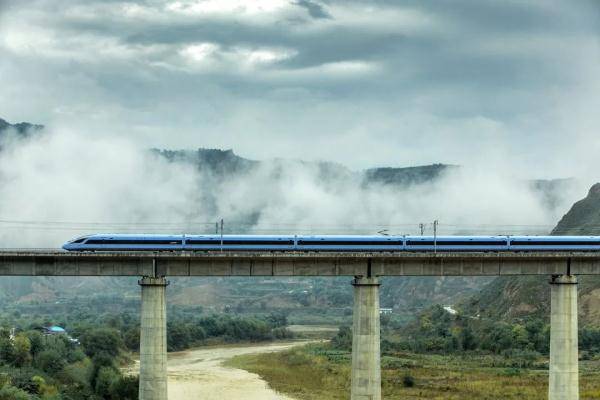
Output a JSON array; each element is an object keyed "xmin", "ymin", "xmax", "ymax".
[{"xmin": 62, "ymin": 234, "xmax": 600, "ymax": 252}]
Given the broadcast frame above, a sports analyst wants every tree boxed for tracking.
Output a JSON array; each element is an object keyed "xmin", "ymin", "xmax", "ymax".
[
  {"xmin": 0, "ymin": 336, "xmax": 16, "ymax": 364},
  {"xmin": 512, "ymin": 324, "xmax": 530, "ymax": 349},
  {"xmin": 0, "ymin": 385, "xmax": 32, "ymax": 400},
  {"xmin": 266, "ymin": 313, "xmax": 288, "ymax": 328},
  {"xmin": 123, "ymin": 327, "xmax": 140, "ymax": 352},
  {"xmin": 35, "ymin": 349, "xmax": 65, "ymax": 373},
  {"xmin": 95, "ymin": 366, "xmax": 119, "ymax": 398},
  {"xmin": 109, "ymin": 375, "xmax": 139, "ymax": 399},
  {"xmin": 459, "ymin": 325, "xmax": 476, "ymax": 351},
  {"xmin": 24, "ymin": 331, "xmax": 44, "ymax": 358},
  {"xmin": 13, "ymin": 335, "xmax": 32, "ymax": 367},
  {"xmin": 80, "ymin": 328, "xmax": 122, "ymax": 359},
  {"xmin": 331, "ymin": 326, "xmax": 352, "ymax": 351},
  {"xmin": 167, "ymin": 323, "xmax": 191, "ymax": 351},
  {"xmin": 32, "ymin": 375, "xmax": 59, "ymax": 397}
]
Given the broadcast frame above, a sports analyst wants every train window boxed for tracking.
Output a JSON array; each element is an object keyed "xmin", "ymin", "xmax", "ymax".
[
  {"xmin": 187, "ymin": 240, "xmax": 293, "ymax": 245},
  {"xmin": 298, "ymin": 240, "xmax": 403, "ymax": 246},
  {"xmin": 406, "ymin": 240, "xmax": 507, "ymax": 246},
  {"xmin": 86, "ymin": 239, "xmax": 182, "ymax": 245},
  {"xmin": 73, "ymin": 238, "xmax": 86, "ymax": 243},
  {"xmin": 510, "ymin": 240, "xmax": 600, "ymax": 246}
]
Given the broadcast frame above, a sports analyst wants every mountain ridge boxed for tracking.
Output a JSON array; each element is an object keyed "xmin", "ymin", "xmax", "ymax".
[{"xmin": 0, "ymin": 117, "xmax": 44, "ymax": 138}]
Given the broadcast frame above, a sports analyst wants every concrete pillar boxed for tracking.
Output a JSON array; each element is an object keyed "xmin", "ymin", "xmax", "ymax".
[
  {"xmin": 549, "ymin": 274, "xmax": 578, "ymax": 400},
  {"xmin": 351, "ymin": 277, "xmax": 381, "ymax": 400},
  {"xmin": 139, "ymin": 277, "xmax": 169, "ymax": 400}
]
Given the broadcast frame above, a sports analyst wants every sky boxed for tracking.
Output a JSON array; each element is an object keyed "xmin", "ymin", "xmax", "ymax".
[
  {"xmin": 0, "ymin": 0, "xmax": 599, "ymax": 174},
  {"xmin": 0, "ymin": 0, "xmax": 598, "ymax": 246}
]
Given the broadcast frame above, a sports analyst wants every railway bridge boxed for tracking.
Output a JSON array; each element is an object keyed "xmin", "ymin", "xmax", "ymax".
[{"xmin": 1, "ymin": 250, "xmax": 598, "ymax": 400}]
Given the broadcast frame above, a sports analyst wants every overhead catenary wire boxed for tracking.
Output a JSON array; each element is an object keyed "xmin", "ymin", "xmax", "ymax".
[
  {"xmin": 0, "ymin": 217, "xmax": 594, "ymax": 235},
  {"xmin": 0, "ymin": 218, "xmax": 561, "ymax": 228}
]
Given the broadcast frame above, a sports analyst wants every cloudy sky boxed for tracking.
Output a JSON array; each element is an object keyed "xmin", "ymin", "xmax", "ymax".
[{"xmin": 0, "ymin": 0, "xmax": 598, "ymax": 176}]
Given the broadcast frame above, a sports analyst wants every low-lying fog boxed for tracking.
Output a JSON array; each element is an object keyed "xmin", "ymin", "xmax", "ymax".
[{"xmin": 0, "ymin": 126, "xmax": 593, "ymax": 248}]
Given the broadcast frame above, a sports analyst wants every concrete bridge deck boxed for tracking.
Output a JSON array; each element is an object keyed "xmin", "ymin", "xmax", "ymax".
[
  {"xmin": 0, "ymin": 250, "xmax": 599, "ymax": 276},
  {"xmin": 0, "ymin": 249, "xmax": 589, "ymax": 399}
]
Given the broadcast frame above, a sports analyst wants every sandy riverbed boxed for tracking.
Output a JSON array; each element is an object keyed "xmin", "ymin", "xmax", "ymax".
[{"xmin": 138, "ymin": 342, "xmax": 303, "ymax": 400}]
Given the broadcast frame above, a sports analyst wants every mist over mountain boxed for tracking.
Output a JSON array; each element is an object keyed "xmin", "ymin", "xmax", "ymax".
[
  {"xmin": 0, "ymin": 118, "xmax": 592, "ymax": 320},
  {"xmin": 155, "ymin": 148, "xmax": 458, "ymax": 192}
]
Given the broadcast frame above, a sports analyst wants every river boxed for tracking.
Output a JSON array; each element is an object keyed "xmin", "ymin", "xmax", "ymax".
[{"xmin": 165, "ymin": 341, "xmax": 302, "ymax": 400}]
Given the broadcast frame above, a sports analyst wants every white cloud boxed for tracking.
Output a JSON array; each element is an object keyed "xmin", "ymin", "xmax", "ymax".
[
  {"xmin": 180, "ymin": 42, "xmax": 220, "ymax": 62},
  {"xmin": 0, "ymin": 0, "xmax": 598, "ymax": 178},
  {"xmin": 178, "ymin": 43, "xmax": 297, "ymax": 72},
  {"xmin": 237, "ymin": 47, "xmax": 296, "ymax": 65}
]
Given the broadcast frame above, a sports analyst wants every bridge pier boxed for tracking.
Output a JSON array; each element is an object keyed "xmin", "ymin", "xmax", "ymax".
[
  {"xmin": 138, "ymin": 277, "xmax": 169, "ymax": 400},
  {"xmin": 351, "ymin": 277, "xmax": 381, "ymax": 400},
  {"xmin": 549, "ymin": 274, "xmax": 578, "ymax": 400}
]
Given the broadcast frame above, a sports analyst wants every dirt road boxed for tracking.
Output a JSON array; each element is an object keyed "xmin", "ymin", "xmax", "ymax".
[{"xmin": 166, "ymin": 342, "xmax": 302, "ymax": 400}]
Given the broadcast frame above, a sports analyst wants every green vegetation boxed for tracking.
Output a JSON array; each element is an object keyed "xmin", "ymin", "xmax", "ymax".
[
  {"xmin": 389, "ymin": 305, "xmax": 600, "ymax": 360},
  {"xmin": 165, "ymin": 312, "xmax": 292, "ymax": 351},
  {"xmin": 0, "ymin": 327, "xmax": 136, "ymax": 399},
  {"xmin": 228, "ymin": 303, "xmax": 600, "ymax": 400},
  {"xmin": 0, "ymin": 302, "xmax": 292, "ymax": 398},
  {"xmin": 228, "ymin": 342, "xmax": 600, "ymax": 399}
]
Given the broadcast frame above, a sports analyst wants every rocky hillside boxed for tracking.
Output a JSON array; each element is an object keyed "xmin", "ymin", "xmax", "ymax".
[
  {"xmin": 552, "ymin": 183, "xmax": 600, "ymax": 235},
  {"xmin": 464, "ymin": 183, "xmax": 600, "ymax": 327},
  {"xmin": 363, "ymin": 164, "xmax": 458, "ymax": 187}
]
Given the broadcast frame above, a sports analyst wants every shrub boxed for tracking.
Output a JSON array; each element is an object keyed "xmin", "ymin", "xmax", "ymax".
[
  {"xmin": 331, "ymin": 326, "xmax": 352, "ymax": 351},
  {"xmin": 35, "ymin": 349, "xmax": 65, "ymax": 373},
  {"xmin": 0, "ymin": 385, "xmax": 33, "ymax": 400},
  {"xmin": 80, "ymin": 329, "xmax": 122, "ymax": 359},
  {"xmin": 109, "ymin": 375, "xmax": 139, "ymax": 399},
  {"xmin": 402, "ymin": 375, "xmax": 415, "ymax": 387},
  {"xmin": 95, "ymin": 366, "xmax": 119, "ymax": 398}
]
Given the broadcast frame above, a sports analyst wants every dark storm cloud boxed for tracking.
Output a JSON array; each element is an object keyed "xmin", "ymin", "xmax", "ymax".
[
  {"xmin": 0, "ymin": 0, "xmax": 598, "ymax": 176},
  {"xmin": 293, "ymin": 0, "xmax": 332, "ymax": 19}
]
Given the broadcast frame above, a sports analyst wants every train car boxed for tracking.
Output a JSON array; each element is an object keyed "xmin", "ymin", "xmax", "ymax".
[
  {"xmin": 62, "ymin": 234, "xmax": 600, "ymax": 252},
  {"xmin": 184, "ymin": 235, "xmax": 296, "ymax": 251},
  {"xmin": 405, "ymin": 236, "xmax": 509, "ymax": 251},
  {"xmin": 62, "ymin": 234, "xmax": 184, "ymax": 251},
  {"xmin": 508, "ymin": 236, "xmax": 600, "ymax": 251},
  {"xmin": 295, "ymin": 235, "xmax": 404, "ymax": 251}
]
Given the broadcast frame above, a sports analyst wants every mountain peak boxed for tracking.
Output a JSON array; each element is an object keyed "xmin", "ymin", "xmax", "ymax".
[
  {"xmin": 589, "ymin": 183, "xmax": 600, "ymax": 197},
  {"xmin": 0, "ymin": 117, "xmax": 44, "ymax": 137},
  {"xmin": 551, "ymin": 182, "xmax": 600, "ymax": 235}
]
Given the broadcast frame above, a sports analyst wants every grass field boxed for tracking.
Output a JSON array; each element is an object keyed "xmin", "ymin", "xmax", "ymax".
[{"xmin": 225, "ymin": 343, "xmax": 600, "ymax": 399}]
